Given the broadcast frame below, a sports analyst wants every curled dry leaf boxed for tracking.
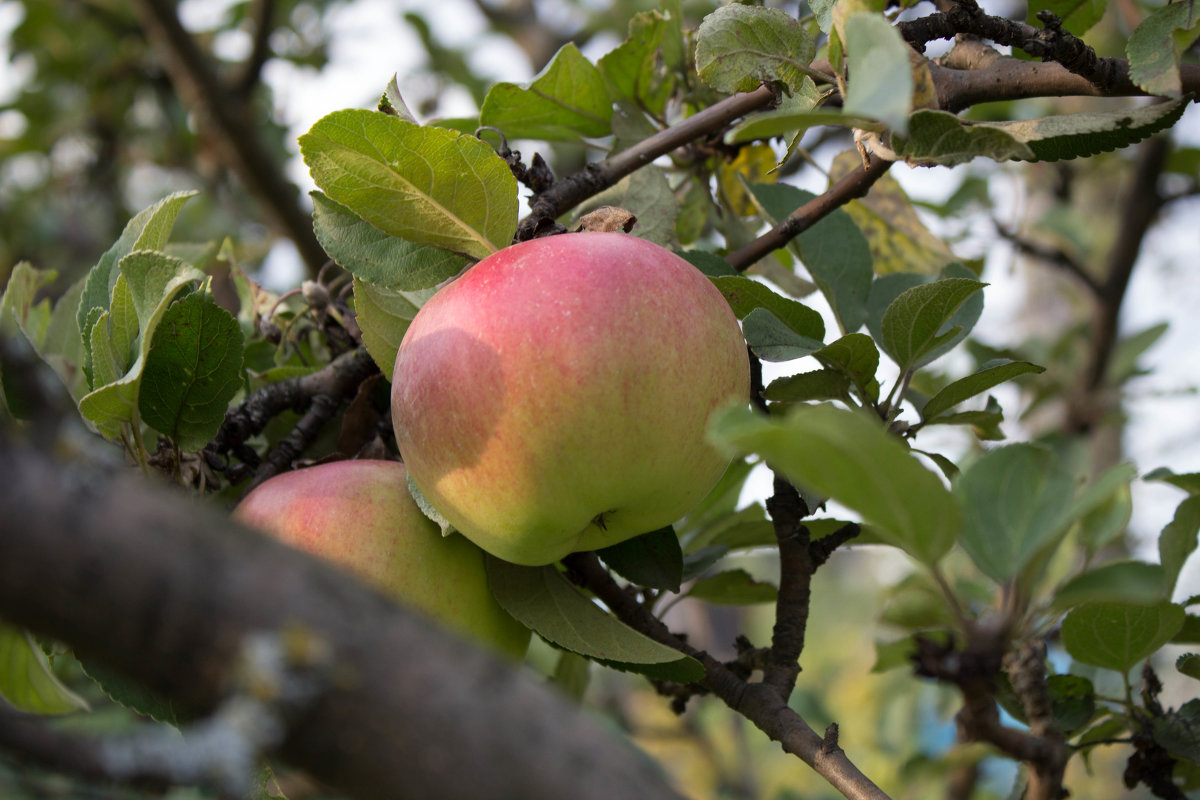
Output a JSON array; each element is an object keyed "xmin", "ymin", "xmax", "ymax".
[{"xmin": 576, "ymin": 206, "xmax": 638, "ymax": 233}]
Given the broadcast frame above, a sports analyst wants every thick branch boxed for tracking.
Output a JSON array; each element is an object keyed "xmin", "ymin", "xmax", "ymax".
[
  {"xmin": 131, "ymin": 0, "xmax": 329, "ymax": 274},
  {"xmin": 900, "ymin": 0, "xmax": 1124, "ymax": 90},
  {"xmin": 517, "ymin": 85, "xmax": 778, "ymax": 239},
  {"xmin": 726, "ymin": 156, "xmax": 893, "ymax": 271},
  {"xmin": 0, "ymin": 445, "xmax": 683, "ymax": 800},
  {"xmin": 929, "ymin": 50, "xmax": 1200, "ymax": 112}
]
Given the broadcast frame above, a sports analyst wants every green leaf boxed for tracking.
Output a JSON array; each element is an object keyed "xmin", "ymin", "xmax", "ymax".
[
  {"xmin": 1062, "ymin": 601, "xmax": 1185, "ymax": 672},
  {"xmin": 1177, "ymin": 614, "xmax": 1200, "ymax": 645},
  {"xmin": 922, "ymin": 360, "xmax": 1045, "ymax": 421},
  {"xmin": 687, "ymin": 569, "xmax": 778, "ymax": 605},
  {"xmin": 1130, "ymin": 4, "xmax": 1200, "ymax": 97},
  {"xmin": 747, "ymin": 184, "xmax": 873, "ymax": 333},
  {"xmin": 712, "ymin": 275, "xmax": 824, "ymax": 341},
  {"xmin": 764, "ymin": 369, "xmax": 852, "ymax": 404},
  {"xmin": 955, "ymin": 443, "xmax": 1077, "ymax": 583},
  {"xmin": 1027, "ymin": 0, "xmax": 1106, "ymax": 35},
  {"xmin": 479, "ymin": 43, "xmax": 612, "ymax": 140},
  {"xmin": 78, "ymin": 656, "xmax": 179, "ymax": 724},
  {"xmin": 299, "ymin": 109, "xmax": 517, "ymax": 259},
  {"xmin": 867, "ymin": 265, "xmax": 984, "ymax": 368},
  {"xmin": 311, "ymin": 191, "xmax": 469, "ymax": 291},
  {"xmin": 552, "ymin": 650, "xmax": 592, "ymax": 703},
  {"xmin": 993, "ymin": 98, "xmax": 1192, "ymax": 162},
  {"xmin": 1051, "ymin": 561, "xmax": 1167, "ymax": 611},
  {"xmin": 106, "ymin": 275, "xmax": 139, "ymax": 375},
  {"xmin": 88, "ymin": 310, "xmax": 123, "ymax": 389},
  {"xmin": 1161, "ymin": 494, "xmax": 1200, "ymax": 596},
  {"xmin": 1108, "ymin": 321, "xmax": 1169, "ymax": 383},
  {"xmin": 829, "ymin": 150, "xmax": 965, "ymax": 275},
  {"xmin": 998, "ymin": 673, "xmax": 1096, "ymax": 734},
  {"xmin": 680, "ymin": 250, "xmax": 738, "ymax": 278},
  {"xmin": 890, "ymin": 109, "xmax": 1036, "ymax": 166},
  {"xmin": 0, "ymin": 623, "xmax": 89, "ymax": 714},
  {"xmin": 352, "ymin": 276, "xmax": 435, "ymax": 382},
  {"xmin": 596, "ymin": 527, "xmax": 683, "ymax": 593},
  {"xmin": 695, "ymin": 4, "xmax": 817, "ymax": 95},
  {"xmin": 598, "ymin": 11, "xmax": 677, "ymax": 116},
  {"xmin": 922, "ymin": 396, "xmax": 1005, "ymax": 440},
  {"xmin": 1153, "ymin": 698, "xmax": 1200, "ymax": 763},
  {"xmin": 77, "ymin": 192, "xmax": 197, "ymax": 351},
  {"xmin": 138, "ymin": 292, "xmax": 245, "ymax": 451},
  {"xmin": 0, "ymin": 261, "xmax": 54, "ymax": 344},
  {"xmin": 1078, "ymin": 480, "xmax": 1132, "ymax": 552},
  {"xmin": 1145, "ymin": 466, "xmax": 1200, "ymax": 495},
  {"xmin": 842, "ymin": 13, "xmax": 914, "ymax": 135},
  {"xmin": 708, "ymin": 404, "xmax": 961, "ymax": 565},
  {"xmin": 485, "ymin": 559, "xmax": 704, "ymax": 683},
  {"xmin": 723, "ymin": 89, "xmax": 836, "ymax": 145},
  {"xmin": 1046, "ymin": 674, "xmax": 1098, "ymax": 733},
  {"xmin": 742, "ymin": 307, "xmax": 825, "ymax": 362},
  {"xmin": 880, "ymin": 277, "xmax": 987, "ymax": 371},
  {"xmin": 77, "ymin": 251, "xmax": 205, "ymax": 441},
  {"xmin": 1179, "ymin": 653, "xmax": 1200, "ymax": 681},
  {"xmin": 0, "ymin": 263, "xmax": 87, "ymax": 402},
  {"xmin": 814, "ymin": 333, "xmax": 881, "ymax": 401}
]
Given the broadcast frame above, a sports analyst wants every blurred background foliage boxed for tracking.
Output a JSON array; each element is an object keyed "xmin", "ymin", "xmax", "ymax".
[{"xmin": 1, "ymin": 1, "xmax": 1197, "ymax": 799}]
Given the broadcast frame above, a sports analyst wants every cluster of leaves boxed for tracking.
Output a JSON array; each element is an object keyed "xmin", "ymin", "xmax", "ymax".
[{"xmin": 2, "ymin": 0, "xmax": 1199, "ymax": 798}]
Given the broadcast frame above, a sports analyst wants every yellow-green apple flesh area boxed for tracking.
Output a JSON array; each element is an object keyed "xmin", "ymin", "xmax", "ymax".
[
  {"xmin": 233, "ymin": 460, "xmax": 530, "ymax": 660},
  {"xmin": 391, "ymin": 232, "xmax": 750, "ymax": 566}
]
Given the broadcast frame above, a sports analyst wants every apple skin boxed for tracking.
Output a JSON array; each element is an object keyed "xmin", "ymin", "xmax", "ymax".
[
  {"xmin": 233, "ymin": 460, "xmax": 530, "ymax": 661},
  {"xmin": 391, "ymin": 232, "xmax": 750, "ymax": 566}
]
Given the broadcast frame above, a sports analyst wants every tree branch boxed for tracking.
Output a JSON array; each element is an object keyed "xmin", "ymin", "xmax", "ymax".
[
  {"xmin": 517, "ymin": 85, "xmax": 779, "ymax": 240},
  {"xmin": 232, "ymin": 0, "xmax": 277, "ymax": 98},
  {"xmin": 131, "ymin": 0, "xmax": 329, "ymax": 274},
  {"xmin": 1083, "ymin": 135, "xmax": 1169, "ymax": 393},
  {"xmin": 726, "ymin": 155, "xmax": 893, "ymax": 271},
  {"xmin": 995, "ymin": 223, "xmax": 1103, "ymax": 297},
  {"xmin": 208, "ymin": 346, "xmax": 379, "ymax": 484},
  {"xmin": 900, "ymin": 0, "xmax": 1125, "ymax": 91},
  {"xmin": 928, "ymin": 47, "xmax": 1200, "ymax": 112},
  {"xmin": 0, "ymin": 442, "xmax": 685, "ymax": 800},
  {"xmin": 562, "ymin": 553, "xmax": 893, "ymax": 800},
  {"xmin": 762, "ymin": 477, "xmax": 813, "ymax": 697}
]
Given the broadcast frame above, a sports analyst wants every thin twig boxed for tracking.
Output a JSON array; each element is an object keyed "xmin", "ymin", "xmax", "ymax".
[
  {"xmin": 995, "ymin": 223, "xmax": 1103, "ymax": 297},
  {"xmin": 726, "ymin": 156, "xmax": 893, "ymax": 271},
  {"xmin": 517, "ymin": 85, "xmax": 779, "ymax": 239},
  {"xmin": 131, "ymin": 0, "xmax": 328, "ymax": 274},
  {"xmin": 763, "ymin": 477, "xmax": 813, "ymax": 697},
  {"xmin": 562, "ymin": 552, "xmax": 893, "ymax": 800}
]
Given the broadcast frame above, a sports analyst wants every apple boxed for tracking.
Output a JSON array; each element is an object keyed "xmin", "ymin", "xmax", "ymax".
[
  {"xmin": 233, "ymin": 460, "xmax": 530, "ymax": 661},
  {"xmin": 391, "ymin": 232, "xmax": 750, "ymax": 566}
]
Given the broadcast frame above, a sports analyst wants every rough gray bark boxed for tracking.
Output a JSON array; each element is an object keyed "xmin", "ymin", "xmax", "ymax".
[{"xmin": 0, "ymin": 442, "xmax": 684, "ymax": 800}]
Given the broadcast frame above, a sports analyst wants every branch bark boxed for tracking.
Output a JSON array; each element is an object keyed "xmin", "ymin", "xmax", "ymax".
[{"xmin": 0, "ymin": 443, "xmax": 684, "ymax": 800}]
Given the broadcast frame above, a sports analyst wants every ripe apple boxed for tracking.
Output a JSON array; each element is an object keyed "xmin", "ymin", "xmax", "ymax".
[
  {"xmin": 391, "ymin": 232, "xmax": 750, "ymax": 566},
  {"xmin": 233, "ymin": 460, "xmax": 530, "ymax": 660}
]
